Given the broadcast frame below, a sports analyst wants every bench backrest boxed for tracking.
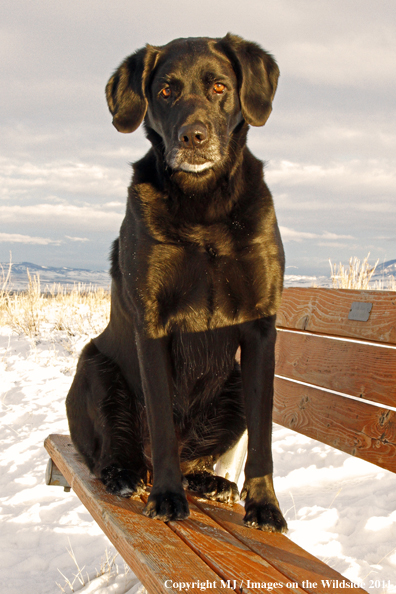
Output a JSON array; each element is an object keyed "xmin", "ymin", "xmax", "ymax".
[{"xmin": 274, "ymin": 288, "xmax": 396, "ymax": 473}]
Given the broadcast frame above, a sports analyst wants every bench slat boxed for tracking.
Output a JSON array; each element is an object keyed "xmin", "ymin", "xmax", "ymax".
[
  {"xmin": 191, "ymin": 497, "xmax": 368, "ymax": 594},
  {"xmin": 277, "ymin": 288, "xmax": 396, "ymax": 344},
  {"xmin": 44, "ymin": 435, "xmax": 235, "ymax": 594},
  {"xmin": 166, "ymin": 496, "xmax": 307, "ymax": 594},
  {"xmin": 276, "ymin": 329, "xmax": 396, "ymax": 408},
  {"xmin": 274, "ymin": 378, "xmax": 396, "ymax": 472}
]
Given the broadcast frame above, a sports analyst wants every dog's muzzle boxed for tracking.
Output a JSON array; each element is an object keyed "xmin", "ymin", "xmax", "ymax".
[{"xmin": 167, "ymin": 122, "xmax": 221, "ymax": 173}]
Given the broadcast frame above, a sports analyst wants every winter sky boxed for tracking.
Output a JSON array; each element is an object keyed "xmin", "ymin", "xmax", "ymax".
[{"xmin": 1, "ymin": 0, "xmax": 395, "ymax": 275}]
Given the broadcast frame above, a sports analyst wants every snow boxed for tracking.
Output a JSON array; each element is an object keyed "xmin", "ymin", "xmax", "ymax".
[
  {"xmin": 272, "ymin": 431, "xmax": 396, "ymax": 591},
  {"xmin": 1, "ymin": 306, "xmax": 396, "ymax": 593},
  {"xmin": 284, "ymin": 275, "xmax": 332, "ymax": 288}
]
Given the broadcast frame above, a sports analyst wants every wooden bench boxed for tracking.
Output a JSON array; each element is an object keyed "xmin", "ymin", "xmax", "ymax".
[
  {"xmin": 45, "ymin": 287, "xmax": 396, "ymax": 594},
  {"xmin": 274, "ymin": 288, "xmax": 396, "ymax": 472}
]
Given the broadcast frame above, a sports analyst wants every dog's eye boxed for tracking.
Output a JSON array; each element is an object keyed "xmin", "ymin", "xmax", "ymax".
[
  {"xmin": 160, "ymin": 87, "xmax": 171, "ymax": 98},
  {"xmin": 213, "ymin": 83, "xmax": 226, "ymax": 94}
]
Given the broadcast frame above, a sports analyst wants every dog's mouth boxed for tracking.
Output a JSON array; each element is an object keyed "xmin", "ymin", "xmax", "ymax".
[
  {"xmin": 166, "ymin": 145, "xmax": 220, "ymax": 174},
  {"xmin": 178, "ymin": 161, "xmax": 214, "ymax": 173}
]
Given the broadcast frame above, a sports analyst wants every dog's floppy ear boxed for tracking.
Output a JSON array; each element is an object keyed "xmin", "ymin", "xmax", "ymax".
[
  {"xmin": 218, "ymin": 33, "xmax": 279, "ymax": 127},
  {"xmin": 106, "ymin": 45, "xmax": 159, "ymax": 133}
]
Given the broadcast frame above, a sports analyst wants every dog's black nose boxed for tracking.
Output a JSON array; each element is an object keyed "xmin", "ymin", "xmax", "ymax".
[{"xmin": 178, "ymin": 123, "xmax": 208, "ymax": 148}]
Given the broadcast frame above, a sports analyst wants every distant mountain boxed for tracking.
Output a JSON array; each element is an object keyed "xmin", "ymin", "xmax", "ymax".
[
  {"xmin": 374, "ymin": 259, "xmax": 396, "ymax": 276},
  {"xmin": 2, "ymin": 261, "xmax": 334, "ymax": 291},
  {"xmin": 1, "ymin": 262, "xmax": 111, "ymax": 290},
  {"xmin": 2, "ymin": 259, "xmax": 394, "ymax": 292}
]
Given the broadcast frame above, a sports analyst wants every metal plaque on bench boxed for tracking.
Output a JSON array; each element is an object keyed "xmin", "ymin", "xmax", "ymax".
[{"xmin": 348, "ymin": 302, "xmax": 373, "ymax": 322}]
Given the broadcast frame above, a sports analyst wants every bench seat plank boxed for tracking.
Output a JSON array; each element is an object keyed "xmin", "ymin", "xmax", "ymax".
[
  {"xmin": 277, "ymin": 288, "xmax": 396, "ymax": 344},
  {"xmin": 276, "ymin": 329, "xmax": 396, "ymax": 408},
  {"xmin": 44, "ymin": 434, "xmax": 235, "ymax": 594},
  {"xmin": 165, "ymin": 496, "xmax": 307, "ymax": 594},
  {"xmin": 191, "ymin": 497, "xmax": 368, "ymax": 594},
  {"xmin": 274, "ymin": 377, "xmax": 396, "ymax": 472}
]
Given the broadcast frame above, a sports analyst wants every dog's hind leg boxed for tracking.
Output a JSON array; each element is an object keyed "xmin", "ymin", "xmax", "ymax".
[
  {"xmin": 66, "ymin": 341, "xmax": 146, "ymax": 498},
  {"xmin": 182, "ymin": 364, "xmax": 245, "ymax": 504}
]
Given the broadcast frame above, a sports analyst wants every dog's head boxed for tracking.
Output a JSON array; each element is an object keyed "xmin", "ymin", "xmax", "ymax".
[{"xmin": 106, "ymin": 34, "xmax": 279, "ymax": 177}]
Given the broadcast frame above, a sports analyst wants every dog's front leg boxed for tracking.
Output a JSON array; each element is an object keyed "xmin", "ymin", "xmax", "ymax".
[
  {"xmin": 239, "ymin": 316, "xmax": 287, "ymax": 533},
  {"xmin": 136, "ymin": 334, "xmax": 190, "ymax": 521}
]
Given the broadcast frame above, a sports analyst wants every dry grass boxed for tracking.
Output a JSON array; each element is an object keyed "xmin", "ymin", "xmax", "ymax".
[
  {"xmin": 56, "ymin": 544, "xmax": 135, "ymax": 593},
  {"xmin": 329, "ymin": 254, "xmax": 396, "ymax": 291},
  {"xmin": 0, "ymin": 266, "xmax": 110, "ymax": 340},
  {"xmin": 1, "ymin": 255, "xmax": 394, "ymax": 344},
  {"xmin": 0, "ymin": 264, "xmax": 110, "ymax": 368}
]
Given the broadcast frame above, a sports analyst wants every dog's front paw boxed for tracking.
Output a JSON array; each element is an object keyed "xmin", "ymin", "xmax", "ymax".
[
  {"xmin": 101, "ymin": 465, "xmax": 146, "ymax": 498},
  {"xmin": 240, "ymin": 476, "xmax": 288, "ymax": 533},
  {"xmin": 185, "ymin": 472, "xmax": 239, "ymax": 504},
  {"xmin": 143, "ymin": 490, "xmax": 190, "ymax": 521},
  {"xmin": 243, "ymin": 500, "xmax": 288, "ymax": 533}
]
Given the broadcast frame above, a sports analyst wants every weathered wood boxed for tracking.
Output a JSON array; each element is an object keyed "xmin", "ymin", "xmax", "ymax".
[
  {"xmin": 275, "ymin": 329, "xmax": 396, "ymax": 408},
  {"xmin": 190, "ymin": 497, "xmax": 368, "ymax": 594},
  {"xmin": 44, "ymin": 434, "xmax": 234, "ymax": 594},
  {"xmin": 273, "ymin": 377, "xmax": 396, "ymax": 472},
  {"xmin": 45, "ymin": 435, "xmax": 369, "ymax": 594},
  {"xmin": 277, "ymin": 288, "xmax": 396, "ymax": 344},
  {"xmin": 166, "ymin": 496, "xmax": 307, "ymax": 594}
]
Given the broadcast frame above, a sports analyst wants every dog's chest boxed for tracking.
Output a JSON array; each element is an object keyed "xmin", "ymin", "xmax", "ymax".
[{"xmin": 140, "ymin": 224, "xmax": 282, "ymax": 338}]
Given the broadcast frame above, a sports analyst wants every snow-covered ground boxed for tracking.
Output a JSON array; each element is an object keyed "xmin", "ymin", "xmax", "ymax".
[{"xmin": 1, "ymin": 294, "xmax": 396, "ymax": 594}]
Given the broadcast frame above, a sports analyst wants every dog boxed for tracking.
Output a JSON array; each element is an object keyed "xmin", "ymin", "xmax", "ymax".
[{"xmin": 66, "ymin": 33, "xmax": 287, "ymax": 532}]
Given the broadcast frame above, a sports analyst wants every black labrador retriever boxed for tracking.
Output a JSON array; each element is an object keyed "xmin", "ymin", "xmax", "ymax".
[{"xmin": 66, "ymin": 33, "xmax": 287, "ymax": 532}]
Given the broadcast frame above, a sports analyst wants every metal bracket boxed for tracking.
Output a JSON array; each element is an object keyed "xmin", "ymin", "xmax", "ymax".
[
  {"xmin": 45, "ymin": 458, "xmax": 71, "ymax": 492},
  {"xmin": 348, "ymin": 302, "xmax": 373, "ymax": 322}
]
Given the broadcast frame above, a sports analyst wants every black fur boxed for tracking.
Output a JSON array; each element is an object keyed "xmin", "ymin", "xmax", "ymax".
[{"xmin": 66, "ymin": 34, "xmax": 287, "ymax": 532}]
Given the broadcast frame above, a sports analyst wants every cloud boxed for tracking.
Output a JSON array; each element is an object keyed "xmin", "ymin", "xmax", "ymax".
[
  {"xmin": 102, "ymin": 201, "xmax": 125, "ymax": 208},
  {"xmin": 0, "ymin": 233, "xmax": 62, "ymax": 245},
  {"xmin": 0, "ymin": 203, "xmax": 124, "ymax": 231},
  {"xmin": 282, "ymin": 40, "xmax": 396, "ymax": 87},
  {"xmin": 65, "ymin": 235, "xmax": 89, "ymax": 242},
  {"xmin": 279, "ymin": 227, "xmax": 354, "ymax": 243},
  {"xmin": 266, "ymin": 159, "xmax": 396, "ymax": 197},
  {"xmin": 0, "ymin": 157, "xmax": 131, "ymax": 200}
]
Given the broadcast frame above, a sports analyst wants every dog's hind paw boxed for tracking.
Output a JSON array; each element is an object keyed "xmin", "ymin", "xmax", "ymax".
[
  {"xmin": 143, "ymin": 491, "xmax": 190, "ymax": 521},
  {"xmin": 185, "ymin": 472, "xmax": 240, "ymax": 504},
  {"xmin": 101, "ymin": 465, "xmax": 146, "ymax": 498}
]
